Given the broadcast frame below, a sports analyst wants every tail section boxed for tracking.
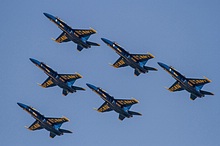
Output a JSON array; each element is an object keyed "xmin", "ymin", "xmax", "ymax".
[
  {"xmin": 59, "ymin": 129, "xmax": 72, "ymax": 134},
  {"xmin": 200, "ymin": 90, "xmax": 214, "ymax": 96},
  {"xmin": 72, "ymin": 86, "xmax": 86, "ymax": 91},
  {"xmin": 77, "ymin": 45, "xmax": 84, "ymax": 51},
  {"xmin": 190, "ymin": 94, "xmax": 197, "ymax": 100},
  {"xmin": 62, "ymin": 89, "xmax": 69, "ymax": 96},
  {"xmin": 128, "ymin": 111, "xmax": 142, "ymax": 116},
  {"xmin": 86, "ymin": 41, "xmax": 100, "ymax": 46},
  {"xmin": 134, "ymin": 69, "xmax": 141, "ymax": 76},
  {"xmin": 144, "ymin": 66, "xmax": 158, "ymax": 71}
]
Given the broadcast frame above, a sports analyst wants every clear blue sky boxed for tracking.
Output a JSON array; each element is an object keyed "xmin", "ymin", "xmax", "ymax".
[{"xmin": 1, "ymin": 0, "xmax": 220, "ymax": 146}]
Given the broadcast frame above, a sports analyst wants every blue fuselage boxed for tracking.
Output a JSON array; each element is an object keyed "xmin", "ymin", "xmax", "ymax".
[
  {"xmin": 36, "ymin": 62, "xmax": 75, "ymax": 93},
  {"xmin": 109, "ymin": 42, "xmax": 147, "ymax": 74},
  {"xmin": 94, "ymin": 87, "xmax": 132, "ymax": 118},
  {"xmin": 49, "ymin": 16, "xmax": 90, "ymax": 48},
  {"xmin": 22, "ymin": 105, "xmax": 63, "ymax": 136},
  {"xmin": 163, "ymin": 65, "xmax": 203, "ymax": 97}
]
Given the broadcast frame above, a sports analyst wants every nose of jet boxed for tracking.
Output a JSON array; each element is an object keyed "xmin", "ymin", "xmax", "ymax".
[
  {"xmin": 86, "ymin": 83, "xmax": 98, "ymax": 91},
  {"xmin": 43, "ymin": 13, "xmax": 56, "ymax": 21},
  {"xmin": 157, "ymin": 62, "xmax": 170, "ymax": 70},
  {"xmin": 101, "ymin": 38, "xmax": 113, "ymax": 46},
  {"xmin": 30, "ymin": 58, "xmax": 41, "ymax": 66},
  {"xmin": 17, "ymin": 102, "xmax": 28, "ymax": 109}
]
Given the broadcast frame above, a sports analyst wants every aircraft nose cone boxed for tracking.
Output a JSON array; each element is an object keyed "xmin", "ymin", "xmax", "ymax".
[
  {"xmin": 101, "ymin": 38, "xmax": 113, "ymax": 46},
  {"xmin": 30, "ymin": 58, "xmax": 41, "ymax": 66},
  {"xmin": 86, "ymin": 83, "xmax": 98, "ymax": 91},
  {"xmin": 17, "ymin": 102, "xmax": 28, "ymax": 109},
  {"xmin": 157, "ymin": 62, "xmax": 169, "ymax": 70},
  {"xmin": 43, "ymin": 13, "xmax": 56, "ymax": 21}
]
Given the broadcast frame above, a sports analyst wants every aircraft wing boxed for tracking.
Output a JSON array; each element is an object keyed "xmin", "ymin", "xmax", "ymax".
[
  {"xmin": 132, "ymin": 53, "xmax": 154, "ymax": 62},
  {"xmin": 40, "ymin": 77, "xmax": 56, "ymax": 88},
  {"xmin": 116, "ymin": 98, "xmax": 139, "ymax": 107},
  {"xmin": 96, "ymin": 102, "xmax": 112, "ymax": 113},
  {"xmin": 59, "ymin": 73, "xmax": 82, "ymax": 82},
  {"xmin": 54, "ymin": 32, "xmax": 70, "ymax": 43},
  {"xmin": 46, "ymin": 117, "xmax": 70, "ymax": 125},
  {"xmin": 168, "ymin": 81, "xmax": 184, "ymax": 92},
  {"xmin": 112, "ymin": 57, "xmax": 128, "ymax": 68},
  {"xmin": 73, "ymin": 28, "xmax": 97, "ymax": 37},
  {"xmin": 187, "ymin": 77, "xmax": 211, "ymax": 86},
  {"xmin": 28, "ymin": 120, "xmax": 43, "ymax": 131}
]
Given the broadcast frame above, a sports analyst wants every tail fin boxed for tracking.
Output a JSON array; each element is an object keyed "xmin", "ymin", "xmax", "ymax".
[
  {"xmin": 190, "ymin": 94, "xmax": 197, "ymax": 100},
  {"xmin": 72, "ymin": 86, "xmax": 86, "ymax": 91},
  {"xmin": 134, "ymin": 69, "xmax": 141, "ymax": 76},
  {"xmin": 86, "ymin": 41, "xmax": 100, "ymax": 46},
  {"xmin": 128, "ymin": 111, "xmax": 142, "ymax": 116},
  {"xmin": 200, "ymin": 90, "xmax": 214, "ymax": 96},
  {"xmin": 77, "ymin": 45, "xmax": 84, "ymax": 51},
  {"xmin": 144, "ymin": 66, "xmax": 158, "ymax": 71},
  {"xmin": 59, "ymin": 129, "xmax": 72, "ymax": 134},
  {"xmin": 62, "ymin": 89, "xmax": 69, "ymax": 96}
]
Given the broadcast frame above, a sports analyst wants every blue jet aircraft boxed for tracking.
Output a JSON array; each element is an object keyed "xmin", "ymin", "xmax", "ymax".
[
  {"xmin": 44, "ymin": 13, "xmax": 100, "ymax": 51},
  {"xmin": 101, "ymin": 38, "xmax": 157, "ymax": 76},
  {"xmin": 86, "ymin": 83, "xmax": 142, "ymax": 121},
  {"xmin": 158, "ymin": 62, "xmax": 214, "ymax": 100},
  {"xmin": 30, "ymin": 58, "xmax": 85, "ymax": 96},
  {"xmin": 17, "ymin": 102, "xmax": 72, "ymax": 138}
]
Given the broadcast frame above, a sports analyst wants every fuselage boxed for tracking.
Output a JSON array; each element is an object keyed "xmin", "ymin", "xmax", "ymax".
[
  {"xmin": 86, "ymin": 84, "xmax": 132, "ymax": 118},
  {"xmin": 158, "ymin": 62, "xmax": 203, "ymax": 97},
  {"xmin": 101, "ymin": 38, "xmax": 147, "ymax": 74},
  {"xmin": 30, "ymin": 58, "xmax": 75, "ymax": 93},
  {"xmin": 17, "ymin": 103, "xmax": 63, "ymax": 136},
  {"xmin": 44, "ymin": 13, "xmax": 90, "ymax": 48}
]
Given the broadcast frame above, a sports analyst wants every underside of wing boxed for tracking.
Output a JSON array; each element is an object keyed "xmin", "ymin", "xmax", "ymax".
[
  {"xmin": 116, "ymin": 98, "xmax": 139, "ymax": 107},
  {"xmin": 168, "ymin": 81, "xmax": 184, "ymax": 92},
  {"xmin": 112, "ymin": 57, "xmax": 128, "ymax": 68},
  {"xmin": 132, "ymin": 53, "xmax": 154, "ymax": 62},
  {"xmin": 28, "ymin": 120, "xmax": 43, "ymax": 131},
  {"xmin": 46, "ymin": 117, "xmax": 70, "ymax": 125},
  {"xmin": 54, "ymin": 32, "xmax": 70, "ymax": 43},
  {"xmin": 59, "ymin": 73, "xmax": 82, "ymax": 82},
  {"xmin": 73, "ymin": 28, "xmax": 97, "ymax": 37},
  {"xmin": 96, "ymin": 102, "xmax": 112, "ymax": 113},
  {"xmin": 187, "ymin": 77, "xmax": 211, "ymax": 86},
  {"xmin": 40, "ymin": 77, "xmax": 56, "ymax": 88}
]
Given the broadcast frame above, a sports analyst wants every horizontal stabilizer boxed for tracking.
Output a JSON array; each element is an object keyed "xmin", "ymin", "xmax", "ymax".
[
  {"xmin": 144, "ymin": 66, "xmax": 158, "ymax": 71},
  {"xmin": 72, "ymin": 86, "xmax": 86, "ymax": 91},
  {"xmin": 134, "ymin": 69, "xmax": 141, "ymax": 76},
  {"xmin": 128, "ymin": 111, "xmax": 142, "ymax": 116},
  {"xmin": 200, "ymin": 90, "xmax": 214, "ymax": 95},
  {"xmin": 86, "ymin": 41, "xmax": 100, "ymax": 46},
  {"xmin": 190, "ymin": 94, "xmax": 197, "ymax": 100},
  {"xmin": 77, "ymin": 45, "xmax": 84, "ymax": 51},
  {"xmin": 50, "ymin": 132, "xmax": 56, "ymax": 138},
  {"xmin": 59, "ymin": 129, "xmax": 72, "ymax": 134},
  {"xmin": 119, "ymin": 114, "xmax": 126, "ymax": 121}
]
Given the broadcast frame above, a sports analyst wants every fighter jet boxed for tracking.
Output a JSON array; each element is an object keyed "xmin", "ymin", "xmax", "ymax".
[
  {"xmin": 158, "ymin": 62, "xmax": 214, "ymax": 100},
  {"xmin": 30, "ymin": 58, "xmax": 85, "ymax": 96},
  {"xmin": 101, "ymin": 38, "xmax": 157, "ymax": 76},
  {"xmin": 17, "ymin": 102, "xmax": 72, "ymax": 138},
  {"xmin": 86, "ymin": 83, "xmax": 142, "ymax": 121},
  {"xmin": 44, "ymin": 13, "xmax": 100, "ymax": 51}
]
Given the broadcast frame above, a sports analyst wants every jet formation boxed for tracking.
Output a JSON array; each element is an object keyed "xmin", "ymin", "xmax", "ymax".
[
  {"xmin": 17, "ymin": 102, "xmax": 72, "ymax": 138},
  {"xmin": 30, "ymin": 58, "xmax": 85, "ymax": 96},
  {"xmin": 44, "ymin": 13, "xmax": 100, "ymax": 51},
  {"xmin": 101, "ymin": 38, "xmax": 157, "ymax": 76},
  {"xmin": 86, "ymin": 83, "xmax": 142, "ymax": 121},
  {"xmin": 158, "ymin": 62, "xmax": 214, "ymax": 100}
]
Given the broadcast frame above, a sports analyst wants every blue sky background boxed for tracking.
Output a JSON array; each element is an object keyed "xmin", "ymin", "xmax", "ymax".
[{"xmin": 1, "ymin": 0, "xmax": 220, "ymax": 145}]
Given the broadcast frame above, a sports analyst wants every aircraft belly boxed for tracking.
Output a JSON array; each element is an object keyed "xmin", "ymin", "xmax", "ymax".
[{"xmin": 181, "ymin": 82, "xmax": 202, "ymax": 97}]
